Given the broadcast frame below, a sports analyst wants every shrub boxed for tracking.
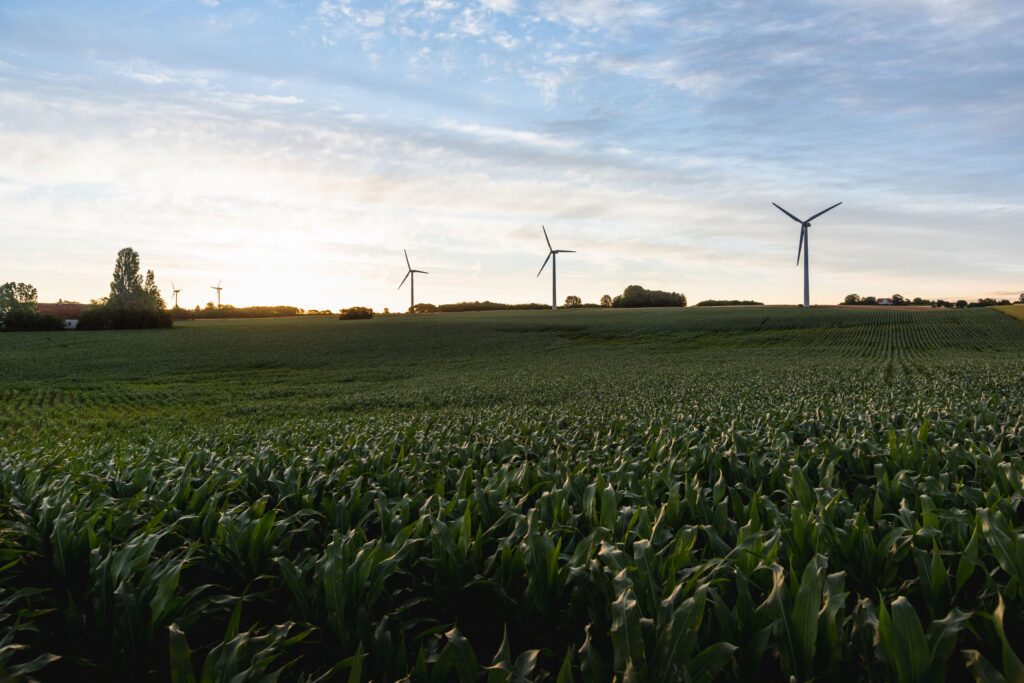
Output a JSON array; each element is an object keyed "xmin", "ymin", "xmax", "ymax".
[
  {"xmin": 78, "ymin": 305, "xmax": 173, "ymax": 330},
  {"xmin": 1, "ymin": 309, "xmax": 64, "ymax": 331},
  {"xmin": 339, "ymin": 307, "xmax": 374, "ymax": 320}
]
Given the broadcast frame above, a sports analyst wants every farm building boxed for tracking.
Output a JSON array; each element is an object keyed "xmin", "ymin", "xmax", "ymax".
[{"xmin": 37, "ymin": 302, "xmax": 88, "ymax": 329}]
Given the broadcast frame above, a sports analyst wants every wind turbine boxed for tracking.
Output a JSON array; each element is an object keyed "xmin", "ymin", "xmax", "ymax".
[
  {"xmin": 399, "ymin": 250, "xmax": 428, "ymax": 311},
  {"xmin": 211, "ymin": 279, "xmax": 223, "ymax": 308},
  {"xmin": 772, "ymin": 201, "xmax": 842, "ymax": 307},
  {"xmin": 170, "ymin": 281, "xmax": 181, "ymax": 309},
  {"xmin": 537, "ymin": 225, "xmax": 575, "ymax": 311}
]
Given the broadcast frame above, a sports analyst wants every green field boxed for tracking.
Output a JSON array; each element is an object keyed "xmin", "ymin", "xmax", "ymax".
[{"xmin": 2, "ymin": 307, "xmax": 1023, "ymax": 681}]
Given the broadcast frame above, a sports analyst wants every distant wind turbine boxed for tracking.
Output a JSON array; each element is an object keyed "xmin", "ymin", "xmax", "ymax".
[
  {"xmin": 170, "ymin": 281, "xmax": 181, "ymax": 309},
  {"xmin": 772, "ymin": 201, "xmax": 842, "ymax": 307},
  {"xmin": 537, "ymin": 225, "xmax": 575, "ymax": 311},
  {"xmin": 211, "ymin": 279, "xmax": 223, "ymax": 308},
  {"xmin": 399, "ymin": 250, "xmax": 428, "ymax": 311}
]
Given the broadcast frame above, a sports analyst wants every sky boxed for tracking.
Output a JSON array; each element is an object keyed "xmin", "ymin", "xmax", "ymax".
[{"xmin": 1, "ymin": 0, "xmax": 1022, "ymax": 311}]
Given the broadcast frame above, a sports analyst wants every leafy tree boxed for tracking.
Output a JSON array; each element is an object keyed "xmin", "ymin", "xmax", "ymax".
[
  {"xmin": 892, "ymin": 294, "xmax": 906, "ymax": 305},
  {"xmin": 109, "ymin": 248, "xmax": 145, "ymax": 306},
  {"xmin": 78, "ymin": 248, "xmax": 172, "ymax": 329},
  {"xmin": 956, "ymin": 300, "xmax": 967, "ymax": 308},
  {"xmin": 409, "ymin": 303, "xmax": 438, "ymax": 314},
  {"xmin": 0, "ymin": 282, "xmax": 63, "ymax": 331},
  {"xmin": 1017, "ymin": 293, "xmax": 1024, "ymax": 304},
  {"xmin": 144, "ymin": 270, "xmax": 166, "ymax": 309},
  {"xmin": 862, "ymin": 296, "xmax": 877, "ymax": 305},
  {"xmin": 843, "ymin": 293, "xmax": 861, "ymax": 305},
  {"xmin": 564, "ymin": 295, "xmax": 582, "ymax": 307},
  {"xmin": 600, "ymin": 294, "xmax": 612, "ymax": 308},
  {"xmin": 0, "ymin": 282, "xmax": 38, "ymax": 315}
]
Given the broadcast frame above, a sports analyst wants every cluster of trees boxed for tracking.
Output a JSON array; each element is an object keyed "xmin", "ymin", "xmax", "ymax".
[
  {"xmin": 611, "ymin": 285, "xmax": 687, "ymax": 308},
  {"xmin": 0, "ymin": 282, "xmax": 63, "ymax": 331},
  {"xmin": 563, "ymin": 296, "xmax": 601, "ymax": 308},
  {"xmin": 696, "ymin": 300, "xmax": 764, "ymax": 307},
  {"xmin": 437, "ymin": 301, "xmax": 549, "ymax": 313},
  {"xmin": 339, "ymin": 307, "xmax": 373, "ymax": 320},
  {"xmin": 78, "ymin": 248, "xmax": 173, "ymax": 330},
  {"xmin": 842, "ymin": 293, "xmax": 1024, "ymax": 308}
]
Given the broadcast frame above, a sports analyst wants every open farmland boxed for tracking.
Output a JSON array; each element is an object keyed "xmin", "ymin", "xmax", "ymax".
[{"xmin": 1, "ymin": 307, "xmax": 1023, "ymax": 681}]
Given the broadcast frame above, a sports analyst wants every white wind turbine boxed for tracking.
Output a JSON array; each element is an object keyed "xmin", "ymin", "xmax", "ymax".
[
  {"xmin": 536, "ymin": 225, "xmax": 575, "ymax": 311},
  {"xmin": 399, "ymin": 250, "xmax": 428, "ymax": 311},
  {"xmin": 211, "ymin": 279, "xmax": 223, "ymax": 308}
]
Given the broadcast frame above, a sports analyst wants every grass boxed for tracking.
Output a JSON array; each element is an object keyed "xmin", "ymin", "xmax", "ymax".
[{"xmin": 1, "ymin": 306, "xmax": 1023, "ymax": 680}]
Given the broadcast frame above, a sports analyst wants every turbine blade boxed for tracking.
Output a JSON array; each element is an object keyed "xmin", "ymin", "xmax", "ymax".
[
  {"xmin": 558, "ymin": 250, "xmax": 577, "ymax": 253},
  {"xmin": 537, "ymin": 251, "xmax": 552, "ymax": 277},
  {"xmin": 218, "ymin": 279, "xmax": 222, "ymax": 288},
  {"xmin": 772, "ymin": 202, "xmax": 804, "ymax": 224},
  {"xmin": 399, "ymin": 271, "xmax": 411, "ymax": 289},
  {"xmin": 797, "ymin": 225, "xmax": 805, "ymax": 264},
  {"xmin": 806, "ymin": 201, "xmax": 842, "ymax": 223},
  {"xmin": 414, "ymin": 270, "xmax": 429, "ymax": 274},
  {"xmin": 542, "ymin": 225, "xmax": 552, "ymax": 251},
  {"xmin": 404, "ymin": 249, "xmax": 411, "ymax": 270}
]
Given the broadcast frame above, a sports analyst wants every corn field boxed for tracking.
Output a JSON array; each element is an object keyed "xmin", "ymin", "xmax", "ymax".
[{"xmin": 1, "ymin": 307, "xmax": 1023, "ymax": 681}]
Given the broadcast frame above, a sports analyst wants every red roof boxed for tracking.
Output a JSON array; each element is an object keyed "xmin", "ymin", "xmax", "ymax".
[{"xmin": 37, "ymin": 302, "xmax": 88, "ymax": 318}]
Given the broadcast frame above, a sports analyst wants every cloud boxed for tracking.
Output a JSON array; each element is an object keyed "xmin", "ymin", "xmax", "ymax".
[
  {"xmin": 108, "ymin": 59, "xmax": 214, "ymax": 87},
  {"xmin": 539, "ymin": 0, "xmax": 662, "ymax": 30},
  {"xmin": 490, "ymin": 31, "xmax": 518, "ymax": 49},
  {"xmin": 597, "ymin": 55, "xmax": 725, "ymax": 96},
  {"xmin": 480, "ymin": 0, "xmax": 516, "ymax": 14},
  {"xmin": 437, "ymin": 119, "xmax": 579, "ymax": 151}
]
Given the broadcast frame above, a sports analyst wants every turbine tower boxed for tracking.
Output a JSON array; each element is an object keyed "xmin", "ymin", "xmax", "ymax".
[
  {"xmin": 537, "ymin": 225, "xmax": 575, "ymax": 311},
  {"xmin": 399, "ymin": 250, "xmax": 428, "ymax": 311},
  {"xmin": 170, "ymin": 281, "xmax": 181, "ymax": 309},
  {"xmin": 211, "ymin": 279, "xmax": 223, "ymax": 308},
  {"xmin": 772, "ymin": 201, "xmax": 842, "ymax": 307}
]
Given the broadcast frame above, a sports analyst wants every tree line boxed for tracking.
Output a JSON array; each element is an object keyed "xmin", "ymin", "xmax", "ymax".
[
  {"xmin": 178, "ymin": 305, "xmax": 303, "ymax": 320},
  {"xmin": 842, "ymin": 293, "xmax": 1024, "ymax": 308},
  {"xmin": 373, "ymin": 286, "xmax": 688, "ymax": 316}
]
